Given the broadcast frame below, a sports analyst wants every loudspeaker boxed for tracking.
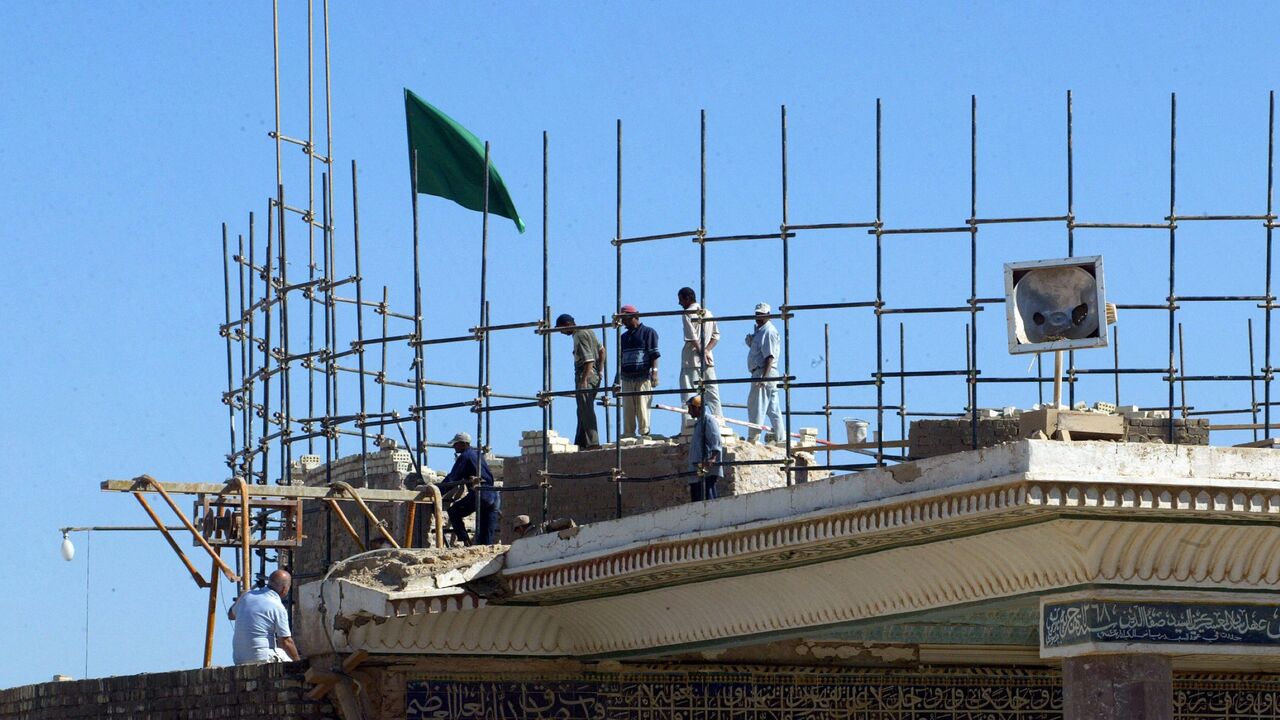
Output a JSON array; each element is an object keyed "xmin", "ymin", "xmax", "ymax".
[{"xmin": 1004, "ymin": 255, "xmax": 1108, "ymax": 355}]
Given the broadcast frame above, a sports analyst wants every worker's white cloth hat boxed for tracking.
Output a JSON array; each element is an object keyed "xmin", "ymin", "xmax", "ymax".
[
  {"xmin": 449, "ymin": 431, "xmax": 472, "ymax": 445},
  {"xmin": 754, "ymin": 302, "xmax": 771, "ymax": 315}
]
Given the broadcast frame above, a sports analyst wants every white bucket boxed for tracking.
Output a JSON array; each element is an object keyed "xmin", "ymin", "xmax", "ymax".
[{"xmin": 844, "ymin": 418, "xmax": 869, "ymax": 444}]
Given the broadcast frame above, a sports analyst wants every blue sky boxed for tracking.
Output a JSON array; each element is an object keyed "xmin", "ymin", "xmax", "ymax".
[{"xmin": 1, "ymin": 1, "xmax": 1277, "ymax": 686}]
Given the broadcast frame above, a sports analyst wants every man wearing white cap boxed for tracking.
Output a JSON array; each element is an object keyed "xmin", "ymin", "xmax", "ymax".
[
  {"xmin": 744, "ymin": 303, "xmax": 782, "ymax": 443},
  {"xmin": 438, "ymin": 431, "xmax": 499, "ymax": 545}
]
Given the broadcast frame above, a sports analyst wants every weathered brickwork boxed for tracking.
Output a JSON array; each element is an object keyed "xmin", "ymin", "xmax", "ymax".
[
  {"xmin": 499, "ymin": 440, "xmax": 826, "ymax": 543},
  {"xmin": 0, "ymin": 663, "xmax": 333, "ymax": 720},
  {"xmin": 909, "ymin": 416, "xmax": 1211, "ymax": 459},
  {"xmin": 292, "ymin": 453, "xmax": 414, "ymax": 585}
]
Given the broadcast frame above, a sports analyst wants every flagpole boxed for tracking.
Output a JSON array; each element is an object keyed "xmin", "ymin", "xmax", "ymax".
[
  {"xmin": 477, "ymin": 141, "xmax": 491, "ymax": 545},
  {"xmin": 411, "ymin": 149, "xmax": 426, "ymax": 473}
]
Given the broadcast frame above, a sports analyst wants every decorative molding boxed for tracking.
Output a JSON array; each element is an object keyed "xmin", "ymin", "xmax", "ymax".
[{"xmin": 505, "ymin": 479, "xmax": 1280, "ymax": 604}]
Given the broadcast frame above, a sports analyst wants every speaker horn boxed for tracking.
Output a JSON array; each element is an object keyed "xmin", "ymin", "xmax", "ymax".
[{"xmin": 1004, "ymin": 255, "xmax": 1108, "ymax": 355}]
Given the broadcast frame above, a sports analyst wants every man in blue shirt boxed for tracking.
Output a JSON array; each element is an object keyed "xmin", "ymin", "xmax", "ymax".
[
  {"xmin": 438, "ymin": 431, "xmax": 499, "ymax": 545},
  {"xmin": 686, "ymin": 396, "xmax": 723, "ymax": 502},
  {"xmin": 228, "ymin": 569, "xmax": 299, "ymax": 664},
  {"xmin": 745, "ymin": 302, "xmax": 783, "ymax": 444},
  {"xmin": 618, "ymin": 304, "xmax": 660, "ymax": 438}
]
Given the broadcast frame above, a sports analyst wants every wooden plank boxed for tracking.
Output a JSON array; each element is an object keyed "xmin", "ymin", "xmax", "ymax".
[
  {"xmin": 1211, "ymin": 423, "xmax": 1268, "ymax": 432},
  {"xmin": 1020, "ymin": 408, "xmax": 1123, "ymax": 440},
  {"xmin": 102, "ymin": 478, "xmax": 437, "ymax": 503},
  {"xmin": 1228, "ymin": 435, "xmax": 1280, "ymax": 445}
]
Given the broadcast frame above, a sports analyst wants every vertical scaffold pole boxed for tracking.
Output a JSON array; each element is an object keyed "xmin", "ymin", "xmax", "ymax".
[
  {"xmin": 874, "ymin": 99, "xmax": 885, "ymax": 464},
  {"xmin": 1066, "ymin": 90, "xmax": 1077, "ymax": 407},
  {"xmin": 328, "ymin": 173, "xmax": 341, "ymax": 460},
  {"xmin": 541, "ymin": 131, "xmax": 551, "ymax": 526},
  {"xmin": 968, "ymin": 95, "xmax": 979, "ymax": 449},
  {"xmin": 276, "ymin": 183, "xmax": 291, "ymax": 584},
  {"xmin": 780, "ymin": 105, "xmax": 793, "ymax": 483},
  {"xmin": 698, "ymin": 110, "xmax": 709, "ymax": 413},
  {"xmin": 601, "ymin": 314, "xmax": 611, "ymax": 444},
  {"xmin": 380, "ymin": 286, "xmax": 389, "ymax": 423},
  {"xmin": 262, "ymin": 198, "xmax": 274, "ymax": 489},
  {"xmin": 615, "ymin": 119, "xmax": 624, "ymax": 519},
  {"xmin": 306, "ymin": 0, "xmax": 316, "ymax": 454},
  {"xmin": 222, "ymin": 224, "xmax": 238, "ymax": 469},
  {"xmin": 352, "ymin": 161, "xmax": 369, "ymax": 484},
  {"xmin": 238, "ymin": 233, "xmax": 249, "ymax": 473},
  {"xmin": 279, "ymin": 184, "xmax": 293, "ymax": 488},
  {"xmin": 1168, "ymin": 93, "xmax": 1178, "ymax": 442},
  {"xmin": 1266, "ymin": 91, "xmax": 1275, "ymax": 438},
  {"xmin": 247, "ymin": 213, "xmax": 257, "ymax": 481}
]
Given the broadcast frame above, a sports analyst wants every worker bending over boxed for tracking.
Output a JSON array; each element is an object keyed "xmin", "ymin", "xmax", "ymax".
[{"xmin": 686, "ymin": 395, "xmax": 723, "ymax": 502}]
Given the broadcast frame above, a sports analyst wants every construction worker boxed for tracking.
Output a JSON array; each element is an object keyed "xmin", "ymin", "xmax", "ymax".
[
  {"xmin": 438, "ymin": 431, "xmax": 499, "ymax": 545},
  {"xmin": 618, "ymin": 304, "xmax": 660, "ymax": 438},
  {"xmin": 228, "ymin": 569, "xmax": 300, "ymax": 664},
  {"xmin": 556, "ymin": 313, "xmax": 604, "ymax": 449},
  {"xmin": 686, "ymin": 395, "xmax": 723, "ymax": 502},
  {"xmin": 745, "ymin": 302, "xmax": 783, "ymax": 443},
  {"xmin": 512, "ymin": 514, "xmax": 542, "ymax": 539},
  {"xmin": 677, "ymin": 287, "xmax": 721, "ymax": 422}
]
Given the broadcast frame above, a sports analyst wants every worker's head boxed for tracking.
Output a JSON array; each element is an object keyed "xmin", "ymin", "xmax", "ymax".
[
  {"xmin": 555, "ymin": 313, "xmax": 576, "ymax": 336},
  {"xmin": 687, "ymin": 394, "xmax": 704, "ymax": 418},
  {"xmin": 754, "ymin": 302, "xmax": 771, "ymax": 327},
  {"xmin": 620, "ymin": 304, "xmax": 640, "ymax": 329},
  {"xmin": 369, "ymin": 536, "xmax": 393, "ymax": 550},
  {"xmin": 677, "ymin": 287, "xmax": 696, "ymax": 309},
  {"xmin": 512, "ymin": 514, "xmax": 533, "ymax": 538},
  {"xmin": 267, "ymin": 569, "xmax": 292, "ymax": 597},
  {"xmin": 449, "ymin": 431, "xmax": 472, "ymax": 453}
]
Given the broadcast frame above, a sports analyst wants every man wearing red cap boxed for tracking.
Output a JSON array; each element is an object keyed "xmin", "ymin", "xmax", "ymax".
[{"xmin": 618, "ymin": 304, "xmax": 660, "ymax": 438}]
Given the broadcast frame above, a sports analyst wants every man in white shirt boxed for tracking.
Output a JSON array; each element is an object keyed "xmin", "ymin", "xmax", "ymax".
[
  {"xmin": 678, "ymin": 287, "xmax": 721, "ymax": 423},
  {"xmin": 228, "ymin": 569, "xmax": 300, "ymax": 664},
  {"xmin": 744, "ymin": 302, "xmax": 783, "ymax": 443}
]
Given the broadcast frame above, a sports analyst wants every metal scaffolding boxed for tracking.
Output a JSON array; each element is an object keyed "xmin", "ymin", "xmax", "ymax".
[{"xmin": 210, "ymin": 5, "xmax": 1279, "ymax": 589}]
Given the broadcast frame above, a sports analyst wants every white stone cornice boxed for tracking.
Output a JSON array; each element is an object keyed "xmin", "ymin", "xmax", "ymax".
[{"xmin": 504, "ymin": 476, "xmax": 1280, "ymax": 604}]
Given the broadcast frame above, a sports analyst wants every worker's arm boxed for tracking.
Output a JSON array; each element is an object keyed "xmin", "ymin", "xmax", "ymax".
[
  {"xmin": 277, "ymin": 635, "xmax": 301, "ymax": 661},
  {"xmin": 227, "ymin": 592, "xmax": 244, "ymax": 621},
  {"xmin": 647, "ymin": 329, "xmax": 660, "ymax": 383}
]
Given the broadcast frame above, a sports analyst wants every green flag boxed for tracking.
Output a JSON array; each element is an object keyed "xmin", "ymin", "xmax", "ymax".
[{"xmin": 404, "ymin": 89, "xmax": 526, "ymax": 233}]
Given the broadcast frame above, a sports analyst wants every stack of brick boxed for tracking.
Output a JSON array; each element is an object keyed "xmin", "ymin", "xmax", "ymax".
[
  {"xmin": 909, "ymin": 407, "xmax": 1212, "ymax": 459},
  {"xmin": 909, "ymin": 415, "xmax": 1022, "ymax": 459},
  {"xmin": 296, "ymin": 447, "xmax": 416, "ymax": 487},
  {"xmin": 1124, "ymin": 416, "xmax": 1210, "ymax": 444},
  {"xmin": 519, "ymin": 429, "xmax": 578, "ymax": 457},
  {"xmin": 0, "ymin": 663, "xmax": 334, "ymax": 720}
]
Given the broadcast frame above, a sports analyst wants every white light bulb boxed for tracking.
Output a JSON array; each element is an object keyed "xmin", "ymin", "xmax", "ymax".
[{"xmin": 60, "ymin": 536, "xmax": 75, "ymax": 562}]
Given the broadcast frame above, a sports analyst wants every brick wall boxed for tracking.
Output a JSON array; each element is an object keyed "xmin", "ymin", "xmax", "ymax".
[
  {"xmin": 291, "ymin": 448, "xmax": 423, "ymax": 584},
  {"xmin": 0, "ymin": 663, "xmax": 333, "ymax": 720},
  {"xmin": 498, "ymin": 439, "xmax": 826, "ymax": 543},
  {"xmin": 909, "ymin": 416, "xmax": 1211, "ymax": 459}
]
